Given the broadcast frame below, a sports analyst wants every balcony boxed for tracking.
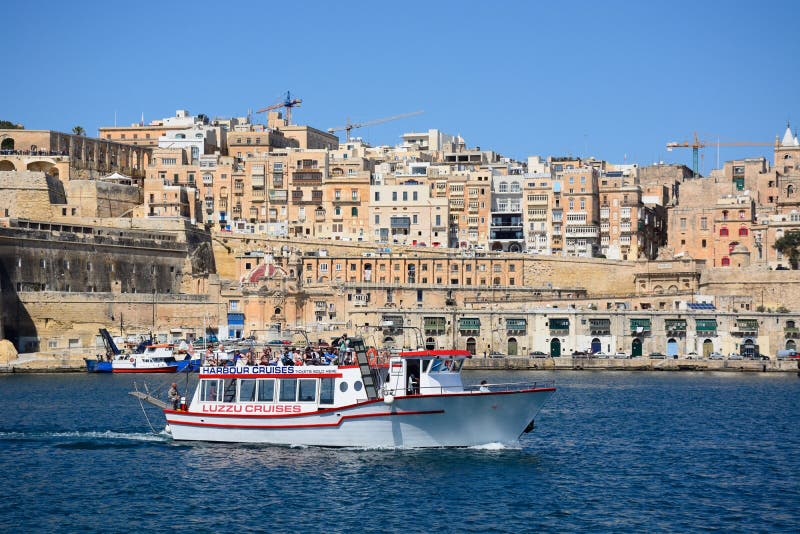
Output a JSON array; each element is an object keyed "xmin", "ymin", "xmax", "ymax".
[{"xmin": 292, "ymin": 171, "xmax": 322, "ymax": 184}]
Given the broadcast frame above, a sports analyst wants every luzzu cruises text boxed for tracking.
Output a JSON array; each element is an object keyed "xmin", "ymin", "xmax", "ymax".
[{"xmin": 154, "ymin": 337, "xmax": 555, "ymax": 448}]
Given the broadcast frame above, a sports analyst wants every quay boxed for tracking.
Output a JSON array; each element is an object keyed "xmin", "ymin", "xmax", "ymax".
[{"xmin": 1, "ymin": 349, "xmax": 798, "ymax": 373}]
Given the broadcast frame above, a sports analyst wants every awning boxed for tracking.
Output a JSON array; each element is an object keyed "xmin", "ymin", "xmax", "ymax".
[
  {"xmin": 695, "ymin": 319, "xmax": 717, "ymax": 331},
  {"xmin": 737, "ymin": 319, "xmax": 758, "ymax": 330},
  {"xmin": 458, "ymin": 318, "xmax": 481, "ymax": 331},
  {"xmin": 424, "ymin": 317, "xmax": 446, "ymax": 329},
  {"xmin": 506, "ymin": 318, "xmax": 527, "ymax": 330}
]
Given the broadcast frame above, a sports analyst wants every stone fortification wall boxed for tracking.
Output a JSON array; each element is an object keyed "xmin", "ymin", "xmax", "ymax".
[
  {"xmin": 0, "ymin": 171, "xmax": 66, "ymax": 219},
  {"xmin": 700, "ymin": 268, "xmax": 800, "ymax": 310},
  {"xmin": 63, "ymin": 180, "xmax": 141, "ymax": 218}
]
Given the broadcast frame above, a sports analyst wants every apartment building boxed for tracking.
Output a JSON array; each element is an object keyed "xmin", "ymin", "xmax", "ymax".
[
  {"xmin": 489, "ymin": 172, "xmax": 525, "ymax": 252},
  {"xmin": 370, "ymin": 179, "xmax": 448, "ymax": 246}
]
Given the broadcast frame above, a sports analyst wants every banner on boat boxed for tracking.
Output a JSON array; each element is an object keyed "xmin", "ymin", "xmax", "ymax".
[{"xmin": 200, "ymin": 365, "xmax": 339, "ymax": 376}]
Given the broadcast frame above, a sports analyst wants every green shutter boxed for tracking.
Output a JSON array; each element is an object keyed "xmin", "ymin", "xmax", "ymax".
[
  {"xmin": 458, "ymin": 318, "xmax": 481, "ymax": 331},
  {"xmin": 506, "ymin": 318, "xmax": 527, "ymax": 331}
]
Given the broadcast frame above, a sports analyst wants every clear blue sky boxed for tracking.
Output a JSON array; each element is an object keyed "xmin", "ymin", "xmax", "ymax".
[{"xmin": 2, "ymin": 0, "xmax": 799, "ymax": 173}]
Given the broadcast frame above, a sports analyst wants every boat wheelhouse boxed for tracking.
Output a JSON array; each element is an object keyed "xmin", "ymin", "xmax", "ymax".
[{"xmin": 148, "ymin": 337, "xmax": 555, "ymax": 448}]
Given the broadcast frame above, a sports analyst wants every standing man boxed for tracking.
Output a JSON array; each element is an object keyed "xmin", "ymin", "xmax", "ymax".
[{"xmin": 168, "ymin": 382, "xmax": 181, "ymax": 410}]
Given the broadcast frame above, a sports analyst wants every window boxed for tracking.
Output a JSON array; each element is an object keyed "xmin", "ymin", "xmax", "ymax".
[
  {"xmin": 680, "ymin": 218, "xmax": 687, "ymax": 230},
  {"xmin": 298, "ymin": 379, "xmax": 317, "ymax": 402},
  {"xmin": 392, "ymin": 192, "xmax": 398, "ymax": 201},
  {"xmin": 351, "ymin": 207, "xmax": 358, "ymax": 216},
  {"xmin": 319, "ymin": 378, "xmax": 335, "ymax": 405},
  {"xmin": 720, "ymin": 227, "xmax": 729, "ymax": 237},
  {"xmin": 202, "ymin": 380, "xmax": 222, "ymax": 402},
  {"xmin": 721, "ymin": 257, "xmax": 730, "ymax": 266},
  {"xmin": 739, "ymin": 227, "xmax": 749, "ymax": 237},
  {"xmin": 279, "ymin": 379, "xmax": 297, "ymax": 402},
  {"xmin": 375, "ymin": 192, "xmax": 380, "ymax": 201},
  {"xmin": 700, "ymin": 217, "xmax": 708, "ymax": 230},
  {"xmin": 257, "ymin": 379, "xmax": 275, "ymax": 402},
  {"xmin": 239, "ymin": 379, "xmax": 256, "ymax": 402},
  {"xmin": 375, "ymin": 215, "xmax": 380, "ymax": 224}
]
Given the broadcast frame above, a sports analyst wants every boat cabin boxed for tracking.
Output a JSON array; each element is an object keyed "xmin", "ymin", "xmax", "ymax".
[{"xmin": 381, "ymin": 350, "xmax": 471, "ymax": 396}]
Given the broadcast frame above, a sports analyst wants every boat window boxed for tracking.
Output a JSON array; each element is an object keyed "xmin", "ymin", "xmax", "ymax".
[
  {"xmin": 320, "ymin": 378, "xmax": 335, "ymax": 405},
  {"xmin": 353, "ymin": 380, "xmax": 363, "ymax": 392},
  {"xmin": 201, "ymin": 379, "xmax": 221, "ymax": 402},
  {"xmin": 421, "ymin": 360, "xmax": 431, "ymax": 372},
  {"xmin": 452, "ymin": 360, "xmax": 464, "ymax": 372},
  {"xmin": 429, "ymin": 359, "xmax": 443, "ymax": 372},
  {"xmin": 239, "ymin": 379, "xmax": 256, "ymax": 402},
  {"xmin": 257, "ymin": 379, "xmax": 275, "ymax": 402},
  {"xmin": 223, "ymin": 379, "xmax": 237, "ymax": 402},
  {"xmin": 279, "ymin": 379, "xmax": 297, "ymax": 402},
  {"xmin": 339, "ymin": 381, "xmax": 349, "ymax": 393},
  {"xmin": 298, "ymin": 379, "xmax": 317, "ymax": 402}
]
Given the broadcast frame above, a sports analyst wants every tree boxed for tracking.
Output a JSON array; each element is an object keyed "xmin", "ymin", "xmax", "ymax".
[
  {"xmin": 72, "ymin": 126, "xmax": 85, "ymax": 136},
  {"xmin": 0, "ymin": 120, "xmax": 23, "ymax": 129},
  {"xmin": 773, "ymin": 231, "xmax": 800, "ymax": 269}
]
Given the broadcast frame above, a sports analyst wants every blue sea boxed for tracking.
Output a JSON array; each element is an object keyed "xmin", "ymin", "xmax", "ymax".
[{"xmin": 0, "ymin": 370, "xmax": 798, "ymax": 533}]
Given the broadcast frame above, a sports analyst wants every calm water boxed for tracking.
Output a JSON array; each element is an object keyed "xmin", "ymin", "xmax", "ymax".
[{"xmin": 0, "ymin": 370, "xmax": 798, "ymax": 533}]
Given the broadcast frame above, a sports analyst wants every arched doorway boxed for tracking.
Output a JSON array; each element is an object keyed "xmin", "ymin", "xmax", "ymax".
[
  {"xmin": 590, "ymin": 337, "xmax": 601, "ymax": 354},
  {"xmin": 703, "ymin": 339, "xmax": 713, "ymax": 357},
  {"xmin": 550, "ymin": 338, "xmax": 561, "ymax": 357},
  {"xmin": 507, "ymin": 337, "xmax": 518, "ymax": 356},
  {"xmin": 466, "ymin": 337, "xmax": 476, "ymax": 355},
  {"xmin": 425, "ymin": 337, "xmax": 436, "ymax": 350},
  {"xmin": 631, "ymin": 338, "xmax": 643, "ymax": 357},
  {"xmin": 666, "ymin": 338, "xmax": 678, "ymax": 357},
  {"xmin": 491, "ymin": 242, "xmax": 503, "ymax": 251},
  {"xmin": 0, "ymin": 137, "xmax": 14, "ymax": 151},
  {"xmin": 508, "ymin": 242, "xmax": 521, "ymax": 253},
  {"xmin": 0, "ymin": 160, "xmax": 15, "ymax": 171},
  {"xmin": 383, "ymin": 336, "xmax": 395, "ymax": 349},
  {"xmin": 786, "ymin": 339, "xmax": 797, "ymax": 351},
  {"xmin": 741, "ymin": 338, "xmax": 756, "ymax": 358}
]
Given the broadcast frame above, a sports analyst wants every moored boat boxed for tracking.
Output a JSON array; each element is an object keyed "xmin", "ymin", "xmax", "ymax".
[
  {"xmin": 137, "ymin": 337, "xmax": 555, "ymax": 448},
  {"xmin": 113, "ymin": 344, "xmax": 179, "ymax": 373}
]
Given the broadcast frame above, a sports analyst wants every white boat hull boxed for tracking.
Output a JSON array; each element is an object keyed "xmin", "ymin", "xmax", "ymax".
[{"xmin": 165, "ymin": 388, "xmax": 554, "ymax": 448}]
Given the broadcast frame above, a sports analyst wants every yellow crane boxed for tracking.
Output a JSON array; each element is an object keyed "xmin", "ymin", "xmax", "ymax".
[
  {"xmin": 666, "ymin": 132, "xmax": 772, "ymax": 176},
  {"xmin": 328, "ymin": 111, "xmax": 424, "ymax": 141}
]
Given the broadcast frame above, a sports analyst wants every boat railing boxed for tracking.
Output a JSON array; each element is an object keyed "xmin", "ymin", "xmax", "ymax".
[{"xmin": 405, "ymin": 381, "xmax": 555, "ymax": 396}]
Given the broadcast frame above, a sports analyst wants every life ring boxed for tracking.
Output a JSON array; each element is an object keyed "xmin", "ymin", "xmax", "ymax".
[
  {"xmin": 129, "ymin": 357, "xmax": 135, "ymax": 363},
  {"xmin": 367, "ymin": 347, "xmax": 378, "ymax": 366}
]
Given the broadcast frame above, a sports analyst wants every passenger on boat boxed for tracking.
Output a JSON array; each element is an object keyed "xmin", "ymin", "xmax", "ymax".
[
  {"xmin": 281, "ymin": 351, "xmax": 294, "ymax": 366},
  {"xmin": 479, "ymin": 380, "xmax": 490, "ymax": 392},
  {"xmin": 168, "ymin": 383, "xmax": 181, "ymax": 410},
  {"xmin": 246, "ymin": 350, "xmax": 255, "ymax": 366}
]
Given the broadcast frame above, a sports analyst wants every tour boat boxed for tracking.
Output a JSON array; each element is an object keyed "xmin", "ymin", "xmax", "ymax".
[
  {"xmin": 113, "ymin": 344, "xmax": 180, "ymax": 373},
  {"xmin": 150, "ymin": 338, "xmax": 555, "ymax": 448}
]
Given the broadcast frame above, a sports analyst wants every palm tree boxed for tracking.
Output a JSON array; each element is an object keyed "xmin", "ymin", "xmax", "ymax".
[
  {"xmin": 773, "ymin": 230, "xmax": 800, "ymax": 269},
  {"xmin": 72, "ymin": 126, "xmax": 85, "ymax": 136}
]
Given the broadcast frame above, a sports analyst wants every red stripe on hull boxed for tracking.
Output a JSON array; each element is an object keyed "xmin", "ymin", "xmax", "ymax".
[{"xmin": 167, "ymin": 409, "xmax": 444, "ymax": 430}]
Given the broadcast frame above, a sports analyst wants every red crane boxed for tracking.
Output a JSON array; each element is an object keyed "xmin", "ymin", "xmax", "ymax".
[{"xmin": 256, "ymin": 91, "xmax": 302, "ymax": 125}]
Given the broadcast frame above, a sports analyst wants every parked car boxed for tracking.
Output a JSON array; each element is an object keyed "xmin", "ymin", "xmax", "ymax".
[
  {"xmin": 613, "ymin": 352, "xmax": 628, "ymax": 358},
  {"xmin": 685, "ymin": 352, "xmax": 699, "ymax": 359},
  {"xmin": 488, "ymin": 351, "xmax": 506, "ymax": 358},
  {"xmin": 528, "ymin": 351, "xmax": 548, "ymax": 358},
  {"xmin": 593, "ymin": 351, "xmax": 611, "ymax": 358},
  {"xmin": 709, "ymin": 352, "xmax": 724, "ymax": 360},
  {"xmin": 728, "ymin": 353, "xmax": 744, "ymax": 360},
  {"xmin": 776, "ymin": 349, "xmax": 797, "ymax": 360},
  {"xmin": 648, "ymin": 352, "xmax": 666, "ymax": 359}
]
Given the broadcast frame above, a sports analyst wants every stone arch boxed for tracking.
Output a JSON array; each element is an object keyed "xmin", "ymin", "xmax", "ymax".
[
  {"xmin": 702, "ymin": 339, "xmax": 714, "ymax": 357},
  {"xmin": 668, "ymin": 285, "xmax": 679, "ymax": 293},
  {"xmin": 631, "ymin": 337, "xmax": 643, "ymax": 357},
  {"xmin": 0, "ymin": 137, "xmax": 14, "ymax": 151},
  {"xmin": 491, "ymin": 242, "xmax": 503, "ymax": 251},
  {"xmin": 508, "ymin": 242, "xmax": 522, "ymax": 253},
  {"xmin": 0, "ymin": 160, "xmax": 15, "ymax": 171},
  {"xmin": 425, "ymin": 337, "xmax": 436, "ymax": 350},
  {"xmin": 549, "ymin": 338, "xmax": 561, "ymax": 357},
  {"xmin": 786, "ymin": 339, "xmax": 796, "ymax": 351},
  {"xmin": 26, "ymin": 161, "xmax": 57, "ymax": 175}
]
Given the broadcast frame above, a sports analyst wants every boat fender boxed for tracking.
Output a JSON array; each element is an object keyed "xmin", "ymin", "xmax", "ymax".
[
  {"xmin": 383, "ymin": 394, "xmax": 394, "ymax": 404},
  {"xmin": 129, "ymin": 357, "xmax": 135, "ymax": 363},
  {"xmin": 367, "ymin": 348, "xmax": 378, "ymax": 366}
]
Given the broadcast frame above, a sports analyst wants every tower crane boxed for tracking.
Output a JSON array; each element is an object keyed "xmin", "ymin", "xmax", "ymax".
[
  {"xmin": 256, "ymin": 91, "xmax": 302, "ymax": 125},
  {"xmin": 328, "ymin": 110, "xmax": 424, "ymax": 141},
  {"xmin": 666, "ymin": 132, "xmax": 773, "ymax": 177}
]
